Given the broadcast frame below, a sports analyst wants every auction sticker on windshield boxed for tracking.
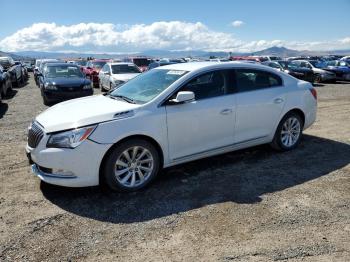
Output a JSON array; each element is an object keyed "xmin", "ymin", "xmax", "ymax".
[{"xmin": 167, "ymin": 70, "xmax": 187, "ymax": 75}]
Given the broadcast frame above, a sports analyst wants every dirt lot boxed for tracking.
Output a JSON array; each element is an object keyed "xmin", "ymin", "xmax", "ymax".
[{"xmin": 0, "ymin": 75, "xmax": 349, "ymax": 261}]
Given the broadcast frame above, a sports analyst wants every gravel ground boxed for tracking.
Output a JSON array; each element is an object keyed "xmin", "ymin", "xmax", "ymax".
[{"xmin": 0, "ymin": 75, "xmax": 349, "ymax": 261}]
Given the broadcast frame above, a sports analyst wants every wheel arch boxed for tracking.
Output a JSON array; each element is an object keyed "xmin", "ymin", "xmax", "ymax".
[
  {"xmin": 282, "ymin": 108, "xmax": 305, "ymax": 127},
  {"xmin": 98, "ymin": 134, "xmax": 165, "ymax": 185}
]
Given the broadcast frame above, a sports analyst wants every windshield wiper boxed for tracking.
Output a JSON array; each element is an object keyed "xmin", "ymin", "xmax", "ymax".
[{"xmin": 107, "ymin": 94, "xmax": 137, "ymax": 104}]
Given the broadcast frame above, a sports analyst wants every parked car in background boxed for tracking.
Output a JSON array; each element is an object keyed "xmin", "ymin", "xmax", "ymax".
[
  {"xmin": 292, "ymin": 60, "xmax": 336, "ymax": 83},
  {"xmin": 276, "ymin": 60, "xmax": 315, "ymax": 83},
  {"xmin": 34, "ymin": 59, "xmax": 61, "ymax": 85},
  {"xmin": 0, "ymin": 65, "xmax": 12, "ymax": 102},
  {"xmin": 16, "ymin": 61, "xmax": 29, "ymax": 80},
  {"xmin": 123, "ymin": 57, "xmax": 152, "ymax": 72},
  {"xmin": 23, "ymin": 61, "xmax": 34, "ymax": 72},
  {"xmin": 0, "ymin": 57, "xmax": 23, "ymax": 86},
  {"xmin": 148, "ymin": 61, "xmax": 179, "ymax": 70},
  {"xmin": 37, "ymin": 63, "xmax": 93, "ymax": 105},
  {"xmin": 323, "ymin": 60, "xmax": 350, "ymax": 81},
  {"xmin": 99, "ymin": 62, "xmax": 141, "ymax": 91},
  {"xmin": 261, "ymin": 61, "xmax": 285, "ymax": 71},
  {"xmin": 83, "ymin": 60, "xmax": 109, "ymax": 87},
  {"xmin": 26, "ymin": 62, "xmax": 317, "ymax": 191}
]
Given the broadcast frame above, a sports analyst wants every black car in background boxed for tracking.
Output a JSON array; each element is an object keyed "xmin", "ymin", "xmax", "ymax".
[
  {"xmin": 0, "ymin": 56, "xmax": 24, "ymax": 86},
  {"xmin": 0, "ymin": 65, "xmax": 13, "ymax": 102},
  {"xmin": 37, "ymin": 63, "xmax": 93, "ymax": 105},
  {"xmin": 276, "ymin": 60, "xmax": 315, "ymax": 83}
]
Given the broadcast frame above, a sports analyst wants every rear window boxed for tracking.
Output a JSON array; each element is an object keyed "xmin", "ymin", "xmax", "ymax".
[{"xmin": 235, "ymin": 69, "xmax": 282, "ymax": 92}]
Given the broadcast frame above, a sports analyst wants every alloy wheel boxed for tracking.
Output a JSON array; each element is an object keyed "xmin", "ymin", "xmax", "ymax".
[
  {"xmin": 114, "ymin": 146, "xmax": 154, "ymax": 188},
  {"xmin": 280, "ymin": 117, "xmax": 301, "ymax": 147}
]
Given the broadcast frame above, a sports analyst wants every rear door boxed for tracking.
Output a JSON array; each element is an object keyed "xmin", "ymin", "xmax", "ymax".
[{"xmin": 234, "ymin": 68, "xmax": 286, "ymax": 143}]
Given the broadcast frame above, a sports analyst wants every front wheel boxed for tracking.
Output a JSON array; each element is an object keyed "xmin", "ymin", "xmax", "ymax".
[
  {"xmin": 103, "ymin": 139, "xmax": 160, "ymax": 191},
  {"xmin": 271, "ymin": 112, "xmax": 303, "ymax": 151}
]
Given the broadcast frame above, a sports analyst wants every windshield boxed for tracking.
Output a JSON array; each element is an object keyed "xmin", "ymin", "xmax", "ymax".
[
  {"xmin": 90, "ymin": 61, "xmax": 106, "ymax": 69},
  {"xmin": 112, "ymin": 64, "xmax": 141, "ymax": 74},
  {"xmin": 110, "ymin": 69, "xmax": 188, "ymax": 104},
  {"xmin": 74, "ymin": 60, "xmax": 87, "ymax": 66},
  {"xmin": 44, "ymin": 65, "xmax": 84, "ymax": 78},
  {"xmin": 133, "ymin": 58, "xmax": 151, "ymax": 67}
]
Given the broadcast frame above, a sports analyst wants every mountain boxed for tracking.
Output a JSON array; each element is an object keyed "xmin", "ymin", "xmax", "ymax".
[
  {"xmin": 9, "ymin": 46, "xmax": 350, "ymax": 60},
  {"xmin": 252, "ymin": 46, "xmax": 304, "ymax": 57},
  {"xmin": 0, "ymin": 51, "xmax": 32, "ymax": 61}
]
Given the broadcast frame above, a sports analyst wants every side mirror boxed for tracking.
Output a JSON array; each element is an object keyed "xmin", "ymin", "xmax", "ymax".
[{"xmin": 169, "ymin": 91, "xmax": 195, "ymax": 104}]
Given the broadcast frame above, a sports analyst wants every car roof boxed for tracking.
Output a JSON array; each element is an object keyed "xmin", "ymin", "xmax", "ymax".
[
  {"xmin": 107, "ymin": 62, "xmax": 135, "ymax": 66},
  {"xmin": 45, "ymin": 63, "xmax": 78, "ymax": 67},
  {"xmin": 158, "ymin": 61, "xmax": 278, "ymax": 72}
]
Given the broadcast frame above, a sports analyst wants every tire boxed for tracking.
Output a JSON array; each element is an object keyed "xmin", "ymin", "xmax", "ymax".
[
  {"xmin": 5, "ymin": 81, "xmax": 12, "ymax": 97},
  {"xmin": 99, "ymin": 80, "xmax": 105, "ymax": 92},
  {"xmin": 103, "ymin": 139, "xmax": 160, "ymax": 192},
  {"xmin": 43, "ymin": 94, "xmax": 50, "ymax": 106},
  {"xmin": 271, "ymin": 112, "xmax": 303, "ymax": 151},
  {"xmin": 315, "ymin": 74, "xmax": 322, "ymax": 83}
]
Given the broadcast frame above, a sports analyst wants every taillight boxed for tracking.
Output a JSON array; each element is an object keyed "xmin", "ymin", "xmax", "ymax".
[{"xmin": 309, "ymin": 88, "xmax": 317, "ymax": 100}]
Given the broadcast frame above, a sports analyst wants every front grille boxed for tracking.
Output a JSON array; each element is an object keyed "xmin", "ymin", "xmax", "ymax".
[{"xmin": 28, "ymin": 122, "xmax": 44, "ymax": 148}]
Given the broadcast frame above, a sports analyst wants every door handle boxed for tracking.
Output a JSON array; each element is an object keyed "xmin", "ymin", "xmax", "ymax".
[
  {"xmin": 220, "ymin": 109, "xmax": 233, "ymax": 115},
  {"xmin": 274, "ymin": 98, "xmax": 284, "ymax": 104}
]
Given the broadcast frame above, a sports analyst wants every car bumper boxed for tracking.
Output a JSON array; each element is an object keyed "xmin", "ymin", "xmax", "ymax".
[
  {"xmin": 26, "ymin": 137, "xmax": 111, "ymax": 187},
  {"xmin": 321, "ymin": 74, "xmax": 336, "ymax": 82},
  {"xmin": 43, "ymin": 89, "xmax": 93, "ymax": 102},
  {"xmin": 90, "ymin": 75, "xmax": 99, "ymax": 86}
]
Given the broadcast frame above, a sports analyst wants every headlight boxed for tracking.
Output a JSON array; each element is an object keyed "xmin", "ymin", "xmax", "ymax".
[
  {"xmin": 44, "ymin": 83, "xmax": 57, "ymax": 90},
  {"xmin": 83, "ymin": 84, "xmax": 92, "ymax": 90},
  {"xmin": 47, "ymin": 125, "xmax": 97, "ymax": 148}
]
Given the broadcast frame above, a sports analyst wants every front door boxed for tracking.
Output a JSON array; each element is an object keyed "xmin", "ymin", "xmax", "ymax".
[{"xmin": 165, "ymin": 70, "xmax": 236, "ymax": 160}]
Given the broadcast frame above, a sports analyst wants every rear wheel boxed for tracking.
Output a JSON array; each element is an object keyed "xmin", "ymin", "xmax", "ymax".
[
  {"xmin": 103, "ymin": 139, "xmax": 160, "ymax": 192},
  {"xmin": 271, "ymin": 112, "xmax": 303, "ymax": 151},
  {"xmin": 315, "ymin": 74, "xmax": 322, "ymax": 83}
]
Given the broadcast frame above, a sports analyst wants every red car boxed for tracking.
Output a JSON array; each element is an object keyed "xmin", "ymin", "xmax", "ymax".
[{"xmin": 83, "ymin": 59, "xmax": 110, "ymax": 87}]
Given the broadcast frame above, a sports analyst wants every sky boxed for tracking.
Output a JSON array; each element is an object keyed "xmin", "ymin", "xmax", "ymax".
[{"xmin": 1, "ymin": 0, "xmax": 349, "ymax": 53}]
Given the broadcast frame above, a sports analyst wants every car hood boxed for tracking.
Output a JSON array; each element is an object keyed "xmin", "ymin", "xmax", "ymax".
[
  {"xmin": 111, "ymin": 73, "xmax": 140, "ymax": 81},
  {"xmin": 45, "ymin": 77, "xmax": 90, "ymax": 86},
  {"xmin": 326, "ymin": 66, "xmax": 350, "ymax": 72},
  {"xmin": 36, "ymin": 94, "xmax": 140, "ymax": 133}
]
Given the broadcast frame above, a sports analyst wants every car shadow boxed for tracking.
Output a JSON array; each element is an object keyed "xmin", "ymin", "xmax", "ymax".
[
  {"xmin": 41, "ymin": 134, "xmax": 350, "ymax": 223},
  {"xmin": 3, "ymin": 89, "xmax": 18, "ymax": 100},
  {"xmin": 0, "ymin": 102, "xmax": 8, "ymax": 119}
]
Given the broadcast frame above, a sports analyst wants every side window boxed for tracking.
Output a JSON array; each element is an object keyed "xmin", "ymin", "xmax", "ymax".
[
  {"xmin": 180, "ymin": 70, "xmax": 228, "ymax": 100},
  {"xmin": 235, "ymin": 69, "xmax": 282, "ymax": 92}
]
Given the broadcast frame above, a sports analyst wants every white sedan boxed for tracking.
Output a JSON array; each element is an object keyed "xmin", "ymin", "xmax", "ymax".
[
  {"xmin": 98, "ymin": 62, "xmax": 141, "ymax": 91},
  {"xmin": 26, "ymin": 62, "xmax": 317, "ymax": 191}
]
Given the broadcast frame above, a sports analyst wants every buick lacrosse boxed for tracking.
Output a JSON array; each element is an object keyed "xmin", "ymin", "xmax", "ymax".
[{"xmin": 26, "ymin": 62, "xmax": 317, "ymax": 191}]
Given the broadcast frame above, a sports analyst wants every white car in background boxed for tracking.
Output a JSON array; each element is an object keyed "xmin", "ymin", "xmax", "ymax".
[
  {"xmin": 98, "ymin": 62, "xmax": 141, "ymax": 91},
  {"xmin": 26, "ymin": 62, "xmax": 317, "ymax": 191},
  {"xmin": 293, "ymin": 60, "xmax": 336, "ymax": 83}
]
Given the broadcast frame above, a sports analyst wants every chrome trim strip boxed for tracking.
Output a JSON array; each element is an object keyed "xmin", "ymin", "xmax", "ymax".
[
  {"xmin": 173, "ymin": 135, "xmax": 268, "ymax": 161},
  {"xmin": 31, "ymin": 164, "xmax": 77, "ymax": 179}
]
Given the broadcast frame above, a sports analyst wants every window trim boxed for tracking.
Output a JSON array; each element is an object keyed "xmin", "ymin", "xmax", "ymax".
[
  {"xmin": 233, "ymin": 68, "xmax": 284, "ymax": 94},
  {"xmin": 160, "ymin": 69, "xmax": 235, "ymax": 107}
]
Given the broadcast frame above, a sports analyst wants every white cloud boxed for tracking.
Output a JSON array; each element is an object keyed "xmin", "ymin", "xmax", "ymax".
[
  {"xmin": 231, "ymin": 20, "xmax": 244, "ymax": 28},
  {"xmin": 0, "ymin": 22, "xmax": 349, "ymax": 53}
]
